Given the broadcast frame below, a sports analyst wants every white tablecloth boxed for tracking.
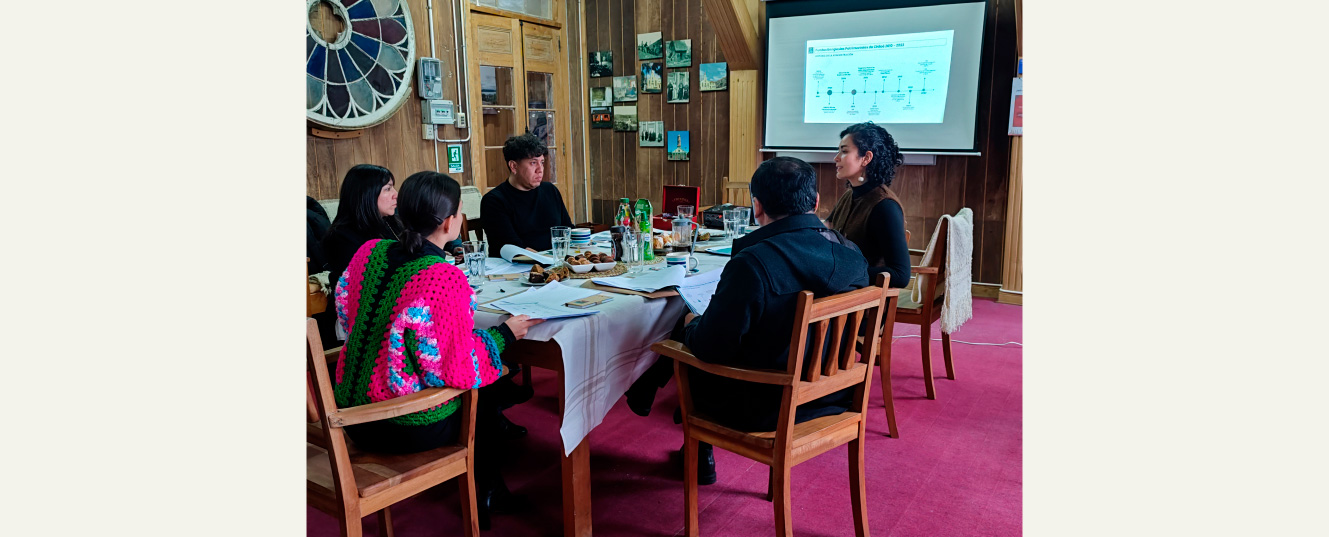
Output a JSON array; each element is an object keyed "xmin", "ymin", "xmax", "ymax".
[{"xmin": 472, "ymin": 243, "xmax": 733, "ymax": 455}]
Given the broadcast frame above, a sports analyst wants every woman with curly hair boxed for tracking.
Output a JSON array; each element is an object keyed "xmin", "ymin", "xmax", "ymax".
[{"xmin": 826, "ymin": 122, "xmax": 911, "ymax": 288}]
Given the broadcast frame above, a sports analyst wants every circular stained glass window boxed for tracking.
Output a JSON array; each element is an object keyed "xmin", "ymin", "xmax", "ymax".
[{"xmin": 306, "ymin": 0, "xmax": 416, "ymax": 130}]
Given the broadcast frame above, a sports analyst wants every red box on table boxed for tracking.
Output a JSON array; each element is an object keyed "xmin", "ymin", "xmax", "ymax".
[{"xmin": 651, "ymin": 184, "xmax": 701, "ymax": 231}]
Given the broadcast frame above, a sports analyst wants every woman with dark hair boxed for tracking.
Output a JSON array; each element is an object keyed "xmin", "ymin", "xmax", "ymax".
[
  {"xmin": 826, "ymin": 122, "xmax": 912, "ymax": 288},
  {"xmin": 332, "ymin": 171, "xmax": 542, "ymax": 529},
  {"xmin": 321, "ymin": 164, "xmax": 407, "ymax": 285}
]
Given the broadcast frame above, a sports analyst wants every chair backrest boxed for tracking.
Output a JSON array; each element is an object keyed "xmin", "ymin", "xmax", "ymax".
[
  {"xmin": 462, "ymin": 216, "xmax": 484, "ymax": 242},
  {"xmin": 776, "ymin": 278, "xmax": 898, "ymax": 435},
  {"xmin": 920, "ymin": 217, "xmax": 950, "ymax": 302},
  {"xmin": 307, "ymin": 318, "xmax": 360, "ymax": 503},
  {"xmin": 723, "ymin": 177, "xmax": 750, "ymax": 205}
]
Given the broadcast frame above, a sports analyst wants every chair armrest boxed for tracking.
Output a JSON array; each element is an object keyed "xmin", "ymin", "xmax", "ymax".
[
  {"xmin": 651, "ymin": 340, "xmax": 793, "ymax": 386},
  {"xmin": 327, "ymin": 386, "xmax": 470, "ymax": 427},
  {"xmin": 911, "ymin": 267, "xmax": 939, "ymax": 275}
]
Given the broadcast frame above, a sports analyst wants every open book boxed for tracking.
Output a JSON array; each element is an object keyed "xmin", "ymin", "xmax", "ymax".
[{"xmin": 500, "ymin": 243, "xmax": 556, "ymax": 265}]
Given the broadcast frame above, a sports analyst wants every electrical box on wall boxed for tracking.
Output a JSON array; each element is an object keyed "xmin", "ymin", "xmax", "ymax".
[
  {"xmin": 417, "ymin": 57, "xmax": 443, "ymax": 100},
  {"xmin": 422, "ymin": 100, "xmax": 454, "ymax": 124}
]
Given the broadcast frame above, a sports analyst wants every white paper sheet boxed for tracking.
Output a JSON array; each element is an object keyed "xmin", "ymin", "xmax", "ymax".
[
  {"xmin": 485, "ymin": 258, "xmax": 533, "ymax": 275},
  {"xmin": 487, "ymin": 281, "xmax": 601, "ymax": 319},
  {"xmin": 677, "ymin": 268, "xmax": 723, "ymax": 315},
  {"xmin": 590, "ymin": 265, "xmax": 686, "ymax": 292},
  {"xmin": 500, "ymin": 243, "xmax": 555, "ymax": 265}
]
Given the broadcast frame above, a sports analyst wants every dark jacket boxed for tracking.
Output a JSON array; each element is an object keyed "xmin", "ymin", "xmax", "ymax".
[
  {"xmin": 306, "ymin": 197, "xmax": 332, "ymax": 274},
  {"xmin": 480, "ymin": 181, "xmax": 574, "ymax": 257},
  {"xmin": 321, "ymin": 218, "xmax": 403, "ymax": 284},
  {"xmin": 680, "ymin": 213, "xmax": 870, "ymax": 431}
]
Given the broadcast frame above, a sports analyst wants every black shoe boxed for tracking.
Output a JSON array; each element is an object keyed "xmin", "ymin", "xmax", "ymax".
[
  {"xmin": 477, "ymin": 478, "xmax": 532, "ymax": 530},
  {"xmin": 675, "ymin": 443, "xmax": 717, "ymax": 486},
  {"xmin": 624, "ymin": 381, "xmax": 657, "ymax": 417},
  {"xmin": 496, "ymin": 411, "xmax": 527, "ymax": 440},
  {"xmin": 489, "ymin": 376, "xmax": 535, "ymax": 409}
]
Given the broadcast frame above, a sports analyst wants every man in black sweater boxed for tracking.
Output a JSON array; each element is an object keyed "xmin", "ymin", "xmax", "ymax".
[
  {"xmin": 628, "ymin": 157, "xmax": 870, "ymax": 484},
  {"xmin": 481, "ymin": 134, "xmax": 574, "ymax": 256}
]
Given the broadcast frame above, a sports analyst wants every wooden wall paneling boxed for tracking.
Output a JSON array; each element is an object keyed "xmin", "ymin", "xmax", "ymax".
[
  {"xmin": 568, "ymin": 0, "xmax": 588, "ymax": 222},
  {"xmin": 694, "ymin": 32, "xmax": 706, "ymax": 198},
  {"xmin": 635, "ymin": 0, "xmax": 658, "ymax": 208},
  {"xmin": 727, "ymin": 69, "xmax": 758, "ymax": 190},
  {"xmin": 623, "ymin": 0, "xmax": 637, "ymax": 205},
  {"xmin": 999, "ymin": 135, "xmax": 1022, "ymax": 304}
]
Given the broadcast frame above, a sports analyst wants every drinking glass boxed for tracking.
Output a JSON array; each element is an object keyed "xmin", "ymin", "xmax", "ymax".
[
  {"xmin": 550, "ymin": 226, "xmax": 571, "ymax": 262},
  {"xmin": 621, "ymin": 226, "xmax": 642, "ymax": 272},
  {"xmin": 735, "ymin": 207, "xmax": 752, "ymax": 237},
  {"xmin": 635, "ymin": 231, "xmax": 654, "ymax": 273},
  {"xmin": 462, "ymin": 240, "xmax": 487, "ymax": 287},
  {"xmin": 676, "ymin": 205, "xmax": 696, "ymax": 223},
  {"xmin": 723, "ymin": 209, "xmax": 743, "ymax": 243}
]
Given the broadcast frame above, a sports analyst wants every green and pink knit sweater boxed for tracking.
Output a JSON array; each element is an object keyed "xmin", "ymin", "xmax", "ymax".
[{"xmin": 334, "ymin": 239, "xmax": 507, "ymax": 426}]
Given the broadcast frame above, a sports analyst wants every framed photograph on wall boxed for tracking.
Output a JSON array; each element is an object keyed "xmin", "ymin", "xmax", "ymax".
[
  {"xmin": 699, "ymin": 62, "xmax": 728, "ymax": 91},
  {"xmin": 666, "ymin": 39, "xmax": 692, "ymax": 68},
  {"xmin": 637, "ymin": 31, "xmax": 663, "ymax": 60},
  {"xmin": 667, "ymin": 131, "xmax": 690, "ymax": 161},
  {"xmin": 640, "ymin": 62, "xmax": 663, "ymax": 93},
  {"xmin": 613, "ymin": 76, "xmax": 638, "ymax": 102},
  {"xmin": 590, "ymin": 87, "xmax": 612, "ymax": 107},
  {"xmin": 639, "ymin": 121, "xmax": 664, "ymax": 146},
  {"xmin": 589, "ymin": 51, "xmax": 612, "ymax": 78},
  {"xmin": 667, "ymin": 71, "xmax": 689, "ymax": 103},
  {"xmin": 591, "ymin": 107, "xmax": 612, "ymax": 129},
  {"xmin": 613, "ymin": 106, "xmax": 638, "ymax": 131}
]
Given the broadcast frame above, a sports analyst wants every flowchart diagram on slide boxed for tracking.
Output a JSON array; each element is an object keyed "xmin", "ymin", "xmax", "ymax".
[{"xmin": 804, "ymin": 30, "xmax": 954, "ymax": 124}]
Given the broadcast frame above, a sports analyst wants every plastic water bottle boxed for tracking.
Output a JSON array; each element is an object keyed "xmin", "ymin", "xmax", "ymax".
[{"xmin": 634, "ymin": 198, "xmax": 654, "ymax": 261}]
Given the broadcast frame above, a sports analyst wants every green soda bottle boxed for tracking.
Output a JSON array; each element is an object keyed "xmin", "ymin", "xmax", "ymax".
[
  {"xmin": 634, "ymin": 198, "xmax": 654, "ymax": 261},
  {"xmin": 616, "ymin": 198, "xmax": 632, "ymax": 227}
]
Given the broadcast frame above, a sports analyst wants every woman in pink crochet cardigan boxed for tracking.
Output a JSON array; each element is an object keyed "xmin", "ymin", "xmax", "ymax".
[{"xmin": 333, "ymin": 171, "xmax": 541, "ymax": 528}]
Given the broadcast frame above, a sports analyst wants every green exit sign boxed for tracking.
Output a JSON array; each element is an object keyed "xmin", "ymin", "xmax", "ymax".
[{"xmin": 447, "ymin": 145, "xmax": 464, "ymax": 174}]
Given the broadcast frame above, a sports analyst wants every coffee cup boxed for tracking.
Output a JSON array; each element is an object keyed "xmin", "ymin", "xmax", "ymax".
[{"xmin": 666, "ymin": 252, "xmax": 698, "ymax": 272}]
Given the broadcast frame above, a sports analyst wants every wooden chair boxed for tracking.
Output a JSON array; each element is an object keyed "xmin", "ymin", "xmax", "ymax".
[
  {"xmin": 899, "ymin": 218, "xmax": 956, "ymax": 400},
  {"xmin": 306, "ymin": 319, "xmax": 481, "ymax": 537},
  {"xmin": 461, "ymin": 216, "xmax": 484, "ymax": 243},
  {"xmin": 652, "ymin": 275, "xmax": 898, "ymax": 537},
  {"xmin": 307, "ymin": 258, "xmax": 328, "ymax": 317}
]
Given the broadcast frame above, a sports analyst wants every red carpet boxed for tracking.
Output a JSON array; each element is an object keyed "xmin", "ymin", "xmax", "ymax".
[{"xmin": 309, "ymin": 298, "xmax": 1022, "ymax": 536}]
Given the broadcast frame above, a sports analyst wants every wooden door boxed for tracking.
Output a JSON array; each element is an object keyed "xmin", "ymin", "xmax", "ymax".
[
  {"xmin": 467, "ymin": 12, "xmax": 525, "ymax": 192},
  {"xmin": 467, "ymin": 11, "xmax": 575, "ymax": 217}
]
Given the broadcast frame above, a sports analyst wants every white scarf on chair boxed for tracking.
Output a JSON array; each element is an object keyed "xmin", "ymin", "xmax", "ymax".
[{"xmin": 912, "ymin": 208, "xmax": 974, "ymax": 333}]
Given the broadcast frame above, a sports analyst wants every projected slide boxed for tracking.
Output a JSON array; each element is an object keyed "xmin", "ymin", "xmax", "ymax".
[{"xmin": 804, "ymin": 30, "xmax": 954, "ymax": 124}]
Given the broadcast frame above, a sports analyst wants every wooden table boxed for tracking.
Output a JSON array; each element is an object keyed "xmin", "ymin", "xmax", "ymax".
[
  {"xmin": 507, "ymin": 339, "xmax": 592, "ymax": 537},
  {"xmin": 474, "ymin": 245, "xmax": 732, "ymax": 537}
]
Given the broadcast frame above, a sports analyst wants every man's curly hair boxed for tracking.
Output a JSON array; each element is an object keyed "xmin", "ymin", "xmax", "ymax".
[
  {"xmin": 502, "ymin": 133, "xmax": 548, "ymax": 164},
  {"xmin": 840, "ymin": 122, "xmax": 903, "ymax": 188}
]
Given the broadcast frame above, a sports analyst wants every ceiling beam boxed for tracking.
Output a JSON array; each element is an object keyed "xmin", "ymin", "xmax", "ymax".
[{"xmin": 703, "ymin": 0, "xmax": 760, "ymax": 70}]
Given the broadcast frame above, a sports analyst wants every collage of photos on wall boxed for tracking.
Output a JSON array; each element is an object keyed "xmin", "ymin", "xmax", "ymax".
[{"xmin": 587, "ymin": 30, "xmax": 724, "ymax": 158}]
